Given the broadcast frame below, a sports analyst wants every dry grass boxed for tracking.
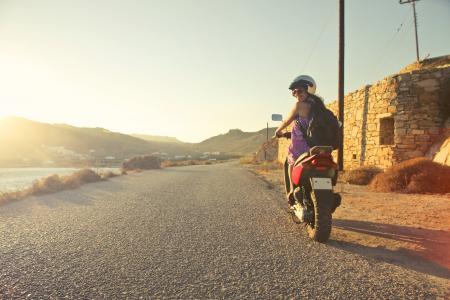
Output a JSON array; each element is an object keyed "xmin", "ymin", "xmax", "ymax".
[
  {"xmin": 0, "ymin": 190, "xmax": 26, "ymax": 204},
  {"xmin": 99, "ymin": 170, "xmax": 121, "ymax": 179},
  {"xmin": 250, "ymin": 160, "xmax": 283, "ymax": 175},
  {"xmin": 341, "ymin": 166, "xmax": 383, "ymax": 185},
  {"xmin": 161, "ymin": 160, "xmax": 201, "ymax": 167},
  {"xmin": 239, "ymin": 155, "xmax": 256, "ymax": 165},
  {"xmin": 370, "ymin": 158, "xmax": 450, "ymax": 194},
  {"xmin": 161, "ymin": 159, "xmax": 224, "ymax": 168},
  {"xmin": 122, "ymin": 155, "xmax": 161, "ymax": 171},
  {"xmin": 0, "ymin": 169, "xmax": 106, "ymax": 205},
  {"xmin": 31, "ymin": 169, "xmax": 102, "ymax": 194}
]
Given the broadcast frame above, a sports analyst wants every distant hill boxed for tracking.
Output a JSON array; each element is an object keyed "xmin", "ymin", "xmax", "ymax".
[
  {"xmin": 0, "ymin": 117, "xmax": 276, "ymax": 166},
  {"xmin": 195, "ymin": 128, "xmax": 277, "ymax": 154},
  {"xmin": 0, "ymin": 117, "xmax": 193, "ymax": 166},
  {"xmin": 131, "ymin": 134, "xmax": 182, "ymax": 144}
]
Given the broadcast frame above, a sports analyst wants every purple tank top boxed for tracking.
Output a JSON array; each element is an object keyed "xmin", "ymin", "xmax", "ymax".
[{"xmin": 287, "ymin": 116, "xmax": 310, "ymax": 165}]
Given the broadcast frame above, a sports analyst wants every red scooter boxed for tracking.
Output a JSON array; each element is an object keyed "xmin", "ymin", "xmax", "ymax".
[{"xmin": 278, "ymin": 132, "xmax": 341, "ymax": 242}]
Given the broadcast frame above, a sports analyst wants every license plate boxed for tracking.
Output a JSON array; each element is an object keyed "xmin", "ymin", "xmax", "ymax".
[{"xmin": 310, "ymin": 177, "xmax": 332, "ymax": 190}]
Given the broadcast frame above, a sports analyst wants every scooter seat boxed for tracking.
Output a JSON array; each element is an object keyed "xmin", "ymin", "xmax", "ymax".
[{"xmin": 294, "ymin": 152, "xmax": 311, "ymax": 167}]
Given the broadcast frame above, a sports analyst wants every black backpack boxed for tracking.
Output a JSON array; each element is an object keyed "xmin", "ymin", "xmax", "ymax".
[{"xmin": 298, "ymin": 108, "xmax": 341, "ymax": 150}]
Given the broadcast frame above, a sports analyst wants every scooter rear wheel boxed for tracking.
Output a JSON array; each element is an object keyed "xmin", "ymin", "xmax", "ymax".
[{"xmin": 306, "ymin": 190, "xmax": 332, "ymax": 242}]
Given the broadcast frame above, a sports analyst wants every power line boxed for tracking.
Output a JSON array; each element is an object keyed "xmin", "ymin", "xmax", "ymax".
[
  {"xmin": 375, "ymin": 18, "xmax": 415, "ymax": 75},
  {"xmin": 301, "ymin": 7, "xmax": 334, "ymax": 70},
  {"xmin": 388, "ymin": 20, "xmax": 414, "ymax": 67},
  {"xmin": 372, "ymin": 11, "xmax": 411, "ymax": 75}
]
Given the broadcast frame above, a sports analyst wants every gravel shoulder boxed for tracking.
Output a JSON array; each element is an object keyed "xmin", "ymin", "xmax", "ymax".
[
  {"xmin": 0, "ymin": 162, "xmax": 449, "ymax": 298},
  {"xmin": 245, "ymin": 163, "xmax": 450, "ymax": 281}
]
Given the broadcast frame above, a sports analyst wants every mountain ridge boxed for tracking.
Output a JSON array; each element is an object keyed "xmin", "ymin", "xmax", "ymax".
[
  {"xmin": 0, "ymin": 116, "xmax": 276, "ymax": 166},
  {"xmin": 131, "ymin": 133, "xmax": 184, "ymax": 144}
]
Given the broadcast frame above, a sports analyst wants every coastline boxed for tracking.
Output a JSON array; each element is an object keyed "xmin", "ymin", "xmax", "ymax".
[{"xmin": 0, "ymin": 167, "xmax": 120, "ymax": 193}]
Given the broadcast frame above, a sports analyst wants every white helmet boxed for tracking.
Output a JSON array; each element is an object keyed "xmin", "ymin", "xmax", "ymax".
[{"xmin": 289, "ymin": 75, "xmax": 316, "ymax": 94}]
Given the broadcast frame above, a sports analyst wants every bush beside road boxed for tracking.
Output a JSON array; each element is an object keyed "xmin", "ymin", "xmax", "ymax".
[
  {"xmin": 0, "ymin": 169, "xmax": 120, "ymax": 205},
  {"xmin": 0, "ymin": 156, "xmax": 228, "ymax": 206}
]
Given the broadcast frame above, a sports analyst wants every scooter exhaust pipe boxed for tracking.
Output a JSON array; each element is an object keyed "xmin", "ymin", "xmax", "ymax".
[{"xmin": 293, "ymin": 187, "xmax": 303, "ymax": 203}]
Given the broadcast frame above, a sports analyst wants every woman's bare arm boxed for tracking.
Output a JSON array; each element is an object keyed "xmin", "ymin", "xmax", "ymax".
[{"xmin": 275, "ymin": 103, "xmax": 298, "ymax": 136}]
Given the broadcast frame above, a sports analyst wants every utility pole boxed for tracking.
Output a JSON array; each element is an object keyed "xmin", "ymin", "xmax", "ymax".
[
  {"xmin": 400, "ymin": 0, "xmax": 420, "ymax": 62},
  {"xmin": 264, "ymin": 122, "xmax": 269, "ymax": 160},
  {"xmin": 338, "ymin": 0, "xmax": 345, "ymax": 171}
]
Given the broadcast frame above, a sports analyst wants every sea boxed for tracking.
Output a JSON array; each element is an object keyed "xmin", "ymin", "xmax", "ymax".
[{"xmin": 0, "ymin": 167, "xmax": 120, "ymax": 192}]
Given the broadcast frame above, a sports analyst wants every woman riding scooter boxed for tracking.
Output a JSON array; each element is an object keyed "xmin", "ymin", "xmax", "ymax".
[{"xmin": 275, "ymin": 75, "xmax": 340, "ymax": 207}]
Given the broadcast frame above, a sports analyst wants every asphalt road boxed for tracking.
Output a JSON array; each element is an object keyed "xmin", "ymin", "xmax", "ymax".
[{"xmin": 0, "ymin": 162, "xmax": 447, "ymax": 299}]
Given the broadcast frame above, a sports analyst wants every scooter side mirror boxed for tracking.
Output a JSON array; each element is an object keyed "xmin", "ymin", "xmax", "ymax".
[{"xmin": 271, "ymin": 114, "xmax": 283, "ymax": 122}]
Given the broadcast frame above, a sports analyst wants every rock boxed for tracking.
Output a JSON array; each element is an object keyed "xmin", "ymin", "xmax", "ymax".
[
  {"xmin": 415, "ymin": 78, "xmax": 439, "ymax": 90},
  {"xmin": 395, "ymin": 129, "xmax": 406, "ymax": 135}
]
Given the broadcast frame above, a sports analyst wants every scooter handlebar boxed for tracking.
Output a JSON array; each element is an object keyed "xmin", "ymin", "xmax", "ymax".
[{"xmin": 274, "ymin": 132, "xmax": 291, "ymax": 139}]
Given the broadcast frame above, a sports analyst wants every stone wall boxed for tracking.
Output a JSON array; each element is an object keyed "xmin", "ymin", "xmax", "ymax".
[
  {"xmin": 276, "ymin": 55, "xmax": 450, "ymax": 169},
  {"xmin": 277, "ymin": 124, "xmax": 293, "ymax": 163},
  {"xmin": 326, "ymin": 79, "xmax": 398, "ymax": 169},
  {"xmin": 326, "ymin": 56, "xmax": 450, "ymax": 169},
  {"xmin": 255, "ymin": 139, "xmax": 279, "ymax": 162}
]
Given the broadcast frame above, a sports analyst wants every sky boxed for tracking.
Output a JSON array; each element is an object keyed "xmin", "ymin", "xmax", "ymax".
[{"xmin": 0, "ymin": 0, "xmax": 449, "ymax": 142}]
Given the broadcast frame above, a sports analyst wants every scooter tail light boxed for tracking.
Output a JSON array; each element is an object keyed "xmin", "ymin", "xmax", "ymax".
[
  {"xmin": 312, "ymin": 159, "xmax": 333, "ymax": 167},
  {"xmin": 301, "ymin": 162, "xmax": 313, "ymax": 170}
]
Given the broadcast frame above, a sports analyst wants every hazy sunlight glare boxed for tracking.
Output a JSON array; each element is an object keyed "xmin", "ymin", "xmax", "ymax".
[{"xmin": 0, "ymin": 0, "xmax": 449, "ymax": 142}]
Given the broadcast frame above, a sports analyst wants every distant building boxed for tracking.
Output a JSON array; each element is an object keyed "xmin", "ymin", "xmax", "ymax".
[{"xmin": 43, "ymin": 145, "xmax": 87, "ymax": 160}]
